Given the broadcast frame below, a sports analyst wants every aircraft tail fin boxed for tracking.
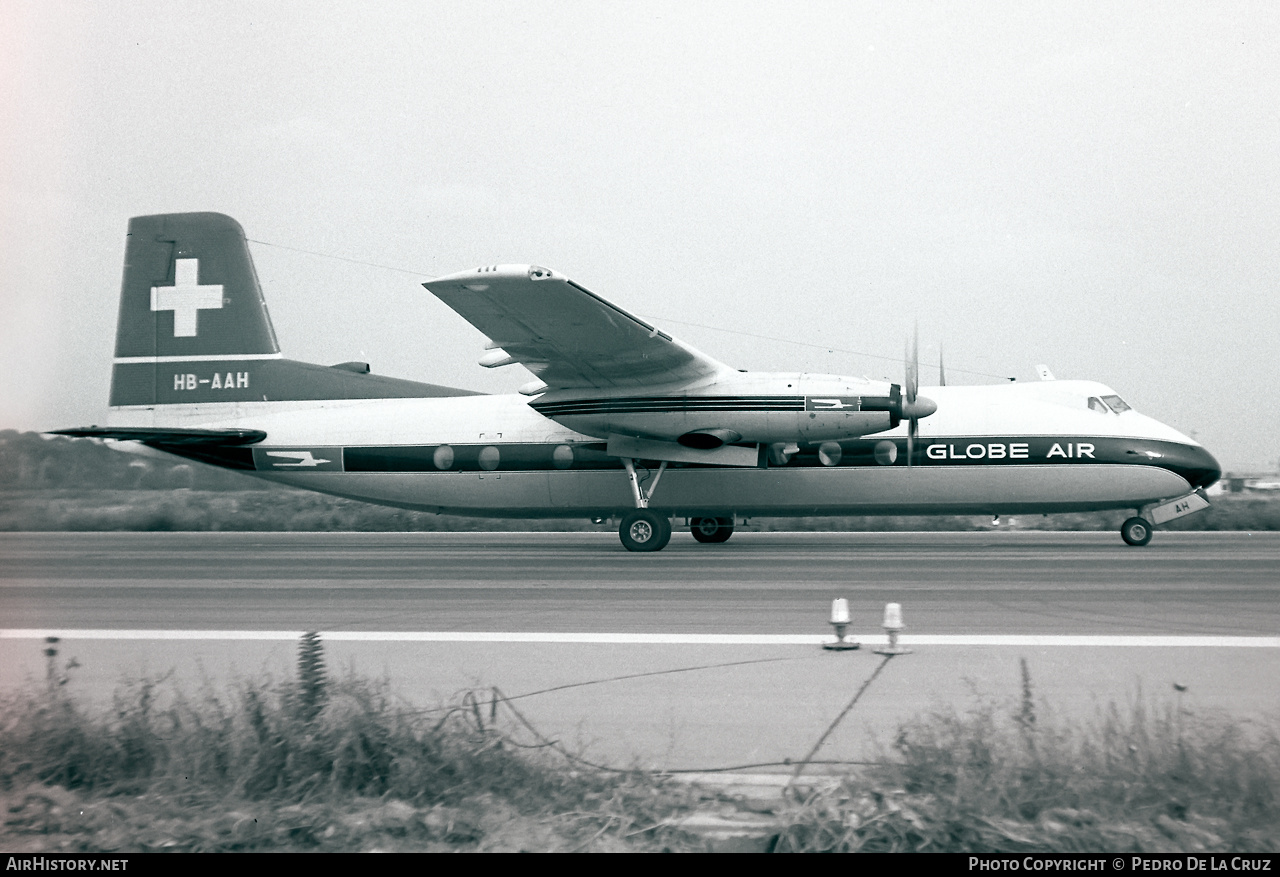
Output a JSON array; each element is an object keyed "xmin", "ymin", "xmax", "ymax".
[
  {"xmin": 110, "ymin": 213, "xmax": 281, "ymax": 407},
  {"xmin": 116, "ymin": 213, "xmax": 279, "ymax": 362},
  {"xmin": 109, "ymin": 212, "xmax": 478, "ymax": 407}
]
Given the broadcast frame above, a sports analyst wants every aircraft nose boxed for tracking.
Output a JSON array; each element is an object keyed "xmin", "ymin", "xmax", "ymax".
[{"xmin": 1182, "ymin": 444, "xmax": 1221, "ymax": 490}]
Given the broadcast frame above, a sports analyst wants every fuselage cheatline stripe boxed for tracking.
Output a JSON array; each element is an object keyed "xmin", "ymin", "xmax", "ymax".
[{"xmin": 113, "ymin": 353, "xmax": 286, "ymax": 364}]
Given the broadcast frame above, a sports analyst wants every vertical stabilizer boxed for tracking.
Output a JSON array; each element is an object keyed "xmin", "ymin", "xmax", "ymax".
[
  {"xmin": 108, "ymin": 212, "xmax": 478, "ymax": 409},
  {"xmin": 116, "ymin": 213, "xmax": 279, "ymax": 360},
  {"xmin": 111, "ymin": 213, "xmax": 281, "ymax": 406}
]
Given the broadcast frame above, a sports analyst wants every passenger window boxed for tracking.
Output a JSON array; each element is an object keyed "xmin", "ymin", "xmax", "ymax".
[
  {"xmin": 1088, "ymin": 397, "xmax": 1109, "ymax": 414},
  {"xmin": 1101, "ymin": 394, "xmax": 1131, "ymax": 413}
]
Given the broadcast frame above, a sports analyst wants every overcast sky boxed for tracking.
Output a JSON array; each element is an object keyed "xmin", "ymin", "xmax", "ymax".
[{"xmin": 2, "ymin": 1, "xmax": 1277, "ymax": 471}]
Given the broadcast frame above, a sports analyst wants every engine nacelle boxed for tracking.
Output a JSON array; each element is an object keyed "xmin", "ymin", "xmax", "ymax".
[{"xmin": 529, "ymin": 373, "xmax": 933, "ymax": 446}]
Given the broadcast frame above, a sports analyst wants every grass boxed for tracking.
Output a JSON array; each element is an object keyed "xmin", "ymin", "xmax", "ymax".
[
  {"xmin": 2, "ymin": 641, "xmax": 1277, "ymax": 852},
  {"xmin": 0, "ymin": 638, "xmax": 700, "ymax": 852},
  {"xmin": 774, "ymin": 662, "xmax": 1280, "ymax": 852}
]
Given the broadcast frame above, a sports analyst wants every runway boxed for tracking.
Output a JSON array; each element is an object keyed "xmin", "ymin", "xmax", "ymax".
[
  {"xmin": 2, "ymin": 531, "xmax": 1277, "ymax": 772},
  {"xmin": 1, "ymin": 531, "xmax": 1277, "ymax": 634}
]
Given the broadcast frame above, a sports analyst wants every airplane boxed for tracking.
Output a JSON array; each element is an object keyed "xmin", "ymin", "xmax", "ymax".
[{"xmin": 54, "ymin": 212, "xmax": 1221, "ymax": 551}]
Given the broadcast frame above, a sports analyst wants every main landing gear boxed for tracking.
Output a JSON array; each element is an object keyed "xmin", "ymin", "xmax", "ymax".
[
  {"xmin": 690, "ymin": 516, "xmax": 734, "ymax": 544},
  {"xmin": 612, "ymin": 457, "xmax": 737, "ymax": 551},
  {"xmin": 617, "ymin": 458, "xmax": 671, "ymax": 552},
  {"xmin": 620, "ymin": 509, "xmax": 671, "ymax": 552},
  {"xmin": 1120, "ymin": 516, "xmax": 1153, "ymax": 547}
]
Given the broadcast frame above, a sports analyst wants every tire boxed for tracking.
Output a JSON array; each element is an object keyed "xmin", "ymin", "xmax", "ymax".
[
  {"xmin": 1121, "ymin": 516, "xmax": 1153, "ymax": 547},
  {"xmin": 654, "ymin": 515, "xmax": 672, "ymax": 550},
  {"xmin": 690, "ymin": 516, "xmax": 734, "ymax": 544},
  {"xmin": 620, "ymin": 509, "xmax": 672, "ymax": 552}
]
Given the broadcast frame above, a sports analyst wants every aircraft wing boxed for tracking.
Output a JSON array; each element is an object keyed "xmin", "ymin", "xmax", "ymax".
[{"xmin": 423, "ymin": 266, "xmax": 729, "ymax": 391}]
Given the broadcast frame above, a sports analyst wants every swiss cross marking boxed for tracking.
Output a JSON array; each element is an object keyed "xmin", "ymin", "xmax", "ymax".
[{"xmin": 151, "ymin": 259, "xmax": 224, "ymax": 337}]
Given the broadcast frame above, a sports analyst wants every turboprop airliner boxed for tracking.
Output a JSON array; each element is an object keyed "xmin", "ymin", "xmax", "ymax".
[{"xmin": 55, "ymin": 212, "xmax": 1220, "ymax": 551}]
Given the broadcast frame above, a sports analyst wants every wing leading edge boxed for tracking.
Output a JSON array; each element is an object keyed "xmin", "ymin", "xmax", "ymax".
[{"xmin": 423, "ymin": 265, "xmax": 729, "ymax": 391}]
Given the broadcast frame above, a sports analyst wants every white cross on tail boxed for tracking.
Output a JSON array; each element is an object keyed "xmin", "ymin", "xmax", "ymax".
[{"xmin": 151, "ymin": 259, "xmax": 224, "ymax": 337}]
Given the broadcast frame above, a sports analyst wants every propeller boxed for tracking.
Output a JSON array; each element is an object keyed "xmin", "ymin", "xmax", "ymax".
[{"xmin": 901, "ymin": 324, "xmax": 937, "ymax": 467}]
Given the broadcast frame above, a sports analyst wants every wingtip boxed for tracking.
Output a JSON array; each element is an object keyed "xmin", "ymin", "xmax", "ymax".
[{"xmin": 424, "ymin": 264, "xmax": 565, "ymax": 290}]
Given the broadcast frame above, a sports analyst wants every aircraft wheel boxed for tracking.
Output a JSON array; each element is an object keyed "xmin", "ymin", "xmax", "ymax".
[
  {"xmin": 690, "ymin": 516, "xmax": 734, "ymax": 544},
  {"xmin": 620, "ymin": 510, "xmax": 672, "ymax": 552},
  {"xmin": 1120, "ymin": 516, "xmax": 1153, "ymax": 547}
]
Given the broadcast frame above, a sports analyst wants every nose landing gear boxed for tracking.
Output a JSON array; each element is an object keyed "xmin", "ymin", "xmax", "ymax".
[
  {"xmin": 1121, "ymin": 491, "xmax": 1212, "ymax": 546},
  {"xmin": 1120, "ymin": 516, "xmax": 1153, "ymax": 547}
]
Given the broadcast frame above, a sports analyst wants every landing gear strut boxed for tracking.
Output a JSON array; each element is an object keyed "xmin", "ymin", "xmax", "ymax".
[
  {"xmin": 690, "ymin": 516, "xmax": 734, "ymax": 544},
  {"xmin": 617, "ymin": 458, "xmax": 671, "ymax": 552},
  {"xmin": 1120, "ymin": 516, "xmax": 1153, "ymax": 547}
]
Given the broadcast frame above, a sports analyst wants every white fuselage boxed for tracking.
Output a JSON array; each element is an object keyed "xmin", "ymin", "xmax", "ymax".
[{"xmin": 107, "ymin": 377, "xmax": 1218, "ymax": 520}]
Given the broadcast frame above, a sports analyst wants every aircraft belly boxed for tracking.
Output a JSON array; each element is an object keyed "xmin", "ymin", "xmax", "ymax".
[
  {"xmin": 256, "ymin": 463, "xmax": 1189, "ymax": 518},
  {"xmin": 543, "ymin": 465, "xmax": 1186, "ymax": 516},
  {"xmin": 256, "ymin": 471, "xmax": 559, "ymax": 517},
  {"xmin": 643, "ymin": 464, "xmax": 1190, "ymax": 515}
]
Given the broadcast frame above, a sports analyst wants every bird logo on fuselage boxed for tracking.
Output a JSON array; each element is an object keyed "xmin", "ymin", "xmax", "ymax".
[{"xmin": 265, "ymin": 451, "xmax": 332, "ymax": 468}]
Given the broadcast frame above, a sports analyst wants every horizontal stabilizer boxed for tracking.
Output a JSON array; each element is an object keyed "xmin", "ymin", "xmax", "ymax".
[{"xmin": 49, "ymin": 426, "xmax": 267, "ymax": 446}]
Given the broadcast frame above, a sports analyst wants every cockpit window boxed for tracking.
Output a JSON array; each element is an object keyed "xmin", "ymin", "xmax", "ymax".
[
  {"xmin": 1088, "ymin": 397, "xmax": 1109, "ymax": 414},
  {"xmin": 1101, "ymin": 394, "xmax": 1131, "ymax": 413}
]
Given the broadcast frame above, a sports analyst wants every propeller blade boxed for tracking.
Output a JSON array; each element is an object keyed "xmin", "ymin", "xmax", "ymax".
[
  {"xmin": 905, "ymin": 324, "xmax": 920, "ymax": 403},
  {"xmin": 939, "ymin": 341, "xmax": 946, "ymax": 387},
  {"xmin": 904, "ymin": 324, "xmax": 925, "ymax": 467}
]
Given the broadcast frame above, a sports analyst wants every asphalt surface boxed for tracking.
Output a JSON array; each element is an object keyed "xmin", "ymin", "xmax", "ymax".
[
  {"xmin": 3, "ymin": 531, "xmax": 1276, "ymax": 771},
  {"xmin": 1, "ymin": 531, "xmax": 1276, "ymax": 634}
]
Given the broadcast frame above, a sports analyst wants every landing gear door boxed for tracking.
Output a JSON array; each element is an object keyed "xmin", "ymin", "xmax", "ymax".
[{"xmin": 1145, "ymin": 491, "xmax": 1210, "ymax": 525}]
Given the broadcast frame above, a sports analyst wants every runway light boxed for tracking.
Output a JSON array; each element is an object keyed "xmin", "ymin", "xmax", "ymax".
[
  {"xmin": 823, "ymin": 598, "xmax": 859, "ymax": 651},
  {"xmin": 882, "ymin": 603, "xmax": 903, "ymax": 630},
  {"xmin": 831, "ymin": 598, "xmax": 850, "ymax": 625},
  {"xmin": 874, "ymin": 602, "xmax": 912, "ymax": 656}
]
